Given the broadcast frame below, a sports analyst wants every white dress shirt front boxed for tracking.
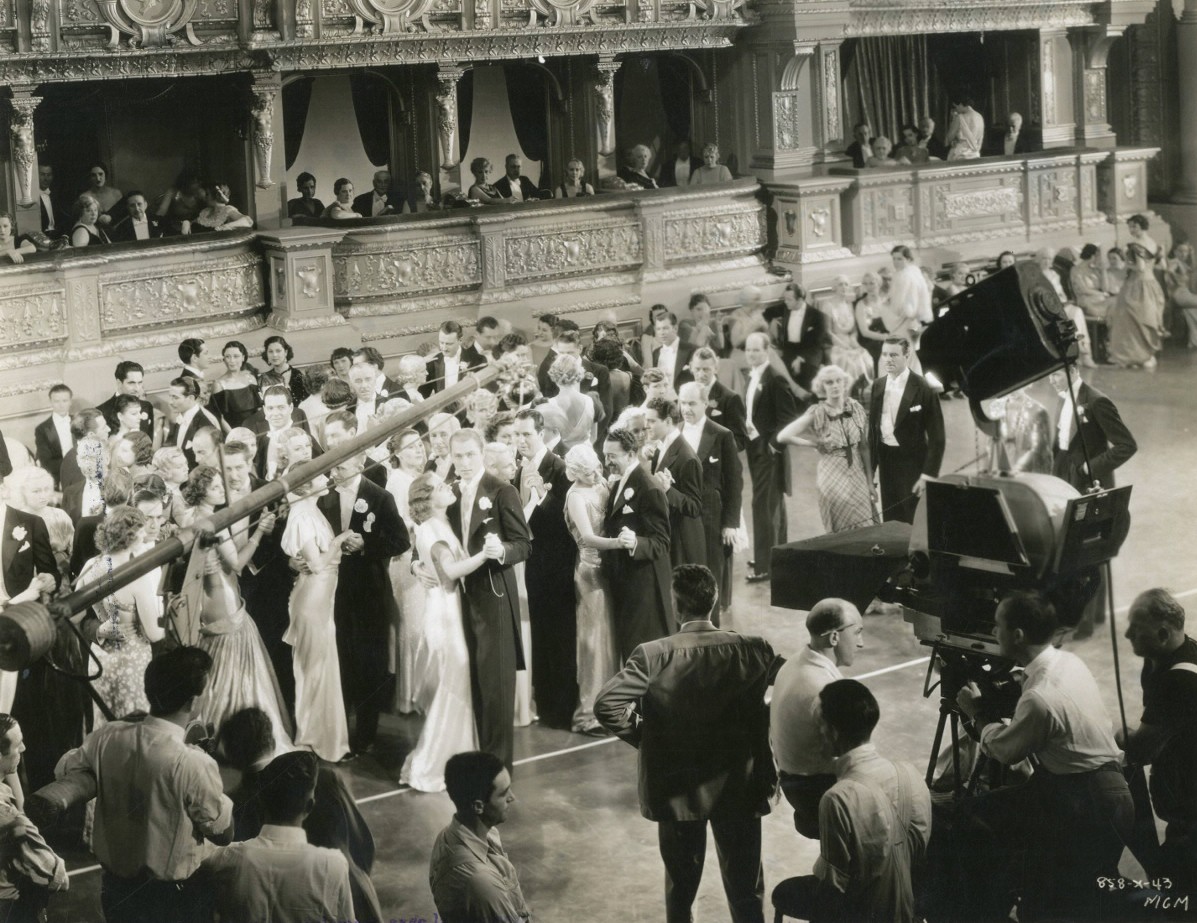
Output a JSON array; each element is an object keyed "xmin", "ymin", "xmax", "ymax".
[
  {"xmin": 40, "ymin": 191, "xmax": 56, "ymax": 231},
  {"xmin": 130, "ymin": 217, "xmax": 150, "ymax": 241},
  {"xmin": 744, "ymin": 364, "xmax": 767, "ymax": 441},
  {"xmin": 674, "ymin": 157, "xmax": 693, "ymax": 186},
  {"xmin": 175, "ymin": 405, "xmax": 200, "ymax": 449},
  {"xmin": 460, "ymin": 471, "xmax": 484, "ymax": 539},
  {"xmin": 444, "ymin": 353, "xmax": 461, "ymax": 388},
  {"xmin": 880, "ymin": 369, "xmax": 910, "ymax": 447},
  {"xmin": 371, "ymin": 193, "xmax": 388, "ymax": 216},
  {"xmin": 51, "ymin": 414, "xmax": 73, "ymax": 454},
  {"xmin": 681, "ymin": 419, "xmax": 704, "ymax": 452},
  {"xmin": 657, "ymin": 340, "xmax": 678, "ymax": 384}
]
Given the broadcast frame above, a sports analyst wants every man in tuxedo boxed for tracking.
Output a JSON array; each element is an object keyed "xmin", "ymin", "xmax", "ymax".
[
  {"xmin": 320, "ymin": 410, "xmax": 385, "ymax": 488},
  {"xmin": 645, "ymin": 399, "xmax": 705, "ymax": 568},
  {"xmin": 775, "ymin": 283, "xmax": 830, "ymax": 396},
  {"xmin": 37, "ymin": 164, "xmax": 69, "ymax": 238},
  {"xmin": 35, "ymin": 384, "xmax": 74, "ymax": 488},
  {"xmin": 513, "ymin": 408, "xmax": 578, "ymax": 730},
  {"xmin": 690, "ymin": 347, "xmax": 748, "ymax": 450},
  {"xmin": 741, "ymin": 332, "xmax": 798, "ymax": 582},
  {"xmin": 352, "ymin": 346, "xmax": 401, "ymax": 398},
  {"xmin": 318, "ymin": 452, "xmax": 409, "ymax": 755},
  {"xmin": 425, "ymin": 413, "xmax": 459, "ymax": 481},
  {"xmin": 421, "ymin": 321, "xmax": 487, "ymax": 398},
  {"xmin": 658, "ymin": 139, "xmax": 702, "ymax": 188},
  {"xmin": 109, "ymin": 191, "xmax": 164, "ymax": 242},
  {"xmin": 178, "ymin": 338, "xmax": 212, "ymax": 381},
  {"xmin": 256, "ymin": 386, "xmax": 300, "ymax": 480},
  {"xmin": 595, "ymin": 564, "xmax": 778, "ymax": 923},
  {"xmin": 984, "ymin": 111, "xmax": 1034, "ymax": 157},
  {"xmin": 166, "ymin": 376, "xmax": 220, "ymax": 469},
  {"xmin": 96, "ymin": 360, "xmax": 157, "ymax": 441},
  {"xmin": 1048, "ymin": 369, "xmax": 1136, "ymax": 491},
  {"xmin": 537, "ymin": 403, "xmax": 568, "ymax": 458},
  {"xmin": 919, "ymin": 116, "xmax": 949, "ymax": 160},
  {"xmin": 602, "ymin": 426, "xmax": 673, "ymax": 660},
  {"xmin": 845, "ymin": 122, "xmax": 873, "ymax": 169},
  {"xmin": 866, "ymin": 338, "xmax": 945, "ymax": 524},
  {"xmin": 474, "ymin": 316, "xmax": 503, "ymax": 364},
  {"xmin": 352, "ymin": 170, "xmax": 399, "ymax": 217},
  {"xmin": 447, "ymin": 429, "xmax": 531, "ymax": 770},
  {"xmin": 492, "ymin": 154, "xmax": 540, "ymax": 202},
  {"xmin": 348, "ymin": 363, "xmax": 387, "ymax": 435},
  {"xmin": 651, "ymin": 313, "xmax": 696, "ymax": 394},
  {"xmin": 678, "ymin": 383, "xmax": 741, "ymax": 619}
]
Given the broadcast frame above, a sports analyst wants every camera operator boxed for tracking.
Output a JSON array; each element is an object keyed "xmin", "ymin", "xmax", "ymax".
[
  {"xmin": 954, "ymin": 590, "xmax": 1133, "ymax": 920},
  {"xmin": 1119, "ymin": 588, "xmax": 1197, "ymax": 890}
]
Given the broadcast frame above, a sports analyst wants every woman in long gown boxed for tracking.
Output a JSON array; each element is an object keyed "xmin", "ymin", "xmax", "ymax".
[
  {"xmin": 210, "ymin": 340, "xmax": 261, "ymax": 431},
  {"xmin": 179, "ymin": 466, "xmax": 293, "ymax": 743},
  {"xmin": 777, "ymin": 366, "xmax": 877, "ymax": 534},
  {"xmin": 400, "ymin": 474, "xmax": 486, "ymax": 792},
  {"xmin": 822, "ymin": 275, "xmax": 874, "ymax": 393},
  {"xmin": 562, "ymin": 445, "xmax": 618, "ymax": 735},
  {"xmin": 386, "ymin": 429, "xmax": 428, "ymax": 714},
  {"xmin": 548, "ymin": 354, "xmax": 597, "ymax": 450},
  {"xmin": 1107, "ymin": 241, "xmax": 1166, "ymax": 369},
  {"xmin": 280, "ymin": 474, "xmax": 354, "ymax": 762}
]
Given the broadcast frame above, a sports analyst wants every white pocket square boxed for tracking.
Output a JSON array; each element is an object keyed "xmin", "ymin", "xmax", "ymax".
[
  {"xmin": 709, "ymin": 456, "xmax": 719, "ymax": 464},
  {"xmin": 17, "ymin": 542, "xmax": 29, "ymax": 554},
  {"xmin": 621, "ymin": 505, "xmax": 634, "ymax": 515}
]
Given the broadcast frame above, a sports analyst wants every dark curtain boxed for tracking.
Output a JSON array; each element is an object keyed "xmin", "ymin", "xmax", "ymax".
[
  {"xmin": 657, "ymin": 56, "xmax": 692, "ymax": 143},
  {"xmin": 846, "ymin": 36, "xmax": 932, "ymax": 143},
  {"xmin": 505, "ymin": 65, "xmax": 548, "ymax": 186},
  {"xmin": 459, "ymin": 70, "xmax": 474, "ymax": 162},
  {"xmin": 349, "ymin": 75, "xmax": 391, "ymax": 168},
  {"xmin": 282, "ymin": 78, "xmax": 313, "ymax": 170}
]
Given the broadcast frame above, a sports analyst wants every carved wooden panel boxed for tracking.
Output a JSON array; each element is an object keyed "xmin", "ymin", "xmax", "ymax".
[
  {"xmin": 100, "ymin": 252, "xmax": 264, "ymax": 333},
  {"xmin": 1029, "ymin": 166, "xmax": 1077, "ymax": 229},
  {"xmin": 504, "ymin": 220, "xmax": 642, "ymax": 283},
  {"xmin": 334, "ymin": 238, "xmax": 482, "ymax": 298},
  {"xmin": 663, "ymin": 207, "xmax": 762, "ymax": 263},
  {"xmin": 858, "ymin": 184, "xmax": 915, "ymax": 251},
  {"xmin": 0, "ymin": 285, "xmax": 68, "ymax": 350},
  {"xmin": 914, "ymin": 168, "xmax": 1024, "ymax": 247}
]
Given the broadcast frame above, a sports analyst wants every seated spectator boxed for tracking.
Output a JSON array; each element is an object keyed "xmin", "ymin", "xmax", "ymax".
[
  {"xmin": 218, "ymin": 708, "xmax": 381, "ymax": 919},
  {"xmin": 205, "ymin": 748, "xmax": 355, "ymax": 922},
  {"xmin": 846, "ymin": 122, "xmax": 873, "ymax": 168},
  {"xmin": 467, "ymin": 158, "xmax": 512, "ymax": 205},
  {"xmin": 0, "ymin": 715, "xmax": 69, "ymax": 918},
  {"xmin": 70, "ymin": 194, "xmax": 111, "ymax": 248},
  {"xmin": 995, "ymin": 249, "xmax": 1017, "ymax": 272},
  {"xmin": 617, "ymin": 144, "xmax": 659, "ymax": 189},
  {"xmin": 1072, "ymin": 243, "xmax": 1113, "ymax": 361},
  {"xmin": 689, "ymin": 143, "xmax": 733, "ymax": 185},
  {"xmin": 865, "ymin": 136, "xmax": 900, "ymax": 167},
  {"xmin": 323, "ymin": 179, "xmax": 362, "ymax": 219},
  {"xmin": 193, "ymin": 182, "xmax": 254, "ymax": 232},
  {"xmin": 154, "ymin": 170, "xmax": 206, "ymax": 235},
  {"xmin": 430, "ymin": 751, "xmax": 529, "ymax": 923},
  {"xmin": 893, "ymin": 125, "xmax": 929, "ymax": 164},
  {"xmin": 82, "ymin": 162, "xmax": 121, "ymax": 224},
  {"xmin": 985, "ymin": 111, "xmax": 1032, "ymax": 156},
  {"xmin": 0, "ymin": 211, "xmax": 36, "ymax": 263},
  {"xmin": 109, "ymin": 191, "xmax": 164, "ymax": 242},
  {"xmin": 1035, "ymin": 247, "xmax": 1095, "ymax": 367},
  {"xmin": 918, "ymin": 116, "xmax": 948, "ymax": 160},
  {"xmin": 37, "ymin": 164, "xmax": 69, "ymax": 239},
  {"xmin": 555, "ymin": 159, "xmax": 594, "ymax": 198},
  {"xmin": 659, "ymin": 139, "xmax": 701, "ymax": 188},
  {"xmin": 404, "ymin": 171, "xmax": 438, "ymax": 213},
  {"xmin": 493, "ymin": 154, "xmax": 539, "ymax": 202},
  {"xmin": 353, "ymin": 170, "xmax": 399, "ymax": 217},
  {"xmin": 772, "ymin": 679, "xmax": 930, "ymax": 923},
  {"xmin": 287, "ymin": 172, "xmax": 325, "ymax": 220},
  {"xmin": 934, "ymin": 262, "xmax": 970, "ymax": 313},
  {"xmin": 1165, "ymin": 241, "xmax": 1197, "ymax": 345}
]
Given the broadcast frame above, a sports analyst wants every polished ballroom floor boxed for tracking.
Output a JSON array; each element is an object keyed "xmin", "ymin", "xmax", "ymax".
[{"xmin": 52, "ymin": 345, "xmax": 1197, "ymax": 922}]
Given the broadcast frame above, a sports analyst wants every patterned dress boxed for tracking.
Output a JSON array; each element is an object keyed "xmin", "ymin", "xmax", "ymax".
[
  {"xmin": 564, "ymin": 482, "xmax": 618, "ymax": 733},
  {"xmin": 808, "ymin": 400, "xmax": 877, "ymax": 534},
  {"xmin": 77, "ymin": 557, "xmax": 154, "ymax": 723}
]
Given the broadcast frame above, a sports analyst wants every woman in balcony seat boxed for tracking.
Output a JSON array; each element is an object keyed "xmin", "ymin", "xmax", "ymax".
[
  {"xmin": 556, "ymin": 159, "xmax": 595, "ymax": 198},
  {"xmin": 69, "ymin": 194, "xmax": 110, "ymax": 249},
  {"xmin": 0, "ymin": 213, "xmax": 35, "ymax": 263},
  {"xmin": 688, "ymin": 143, "xmax": 733, "ymax": 185},
  {"xmin": 1107, "ymin": 241, "xmax": 1166, "ymax": 369},
  {"xmin": 82, "ymin": 162, "xmax": 122, "ymax": 228},
  {"xmin": 193, "ymin": 182, "xmax": 254, "ymax": 232},
  {"xmin": 322, "ymin": 178, "xmax": 362, "ymax": 219}
]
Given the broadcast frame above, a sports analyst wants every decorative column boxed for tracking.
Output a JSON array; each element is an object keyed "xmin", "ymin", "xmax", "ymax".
[
  {"xmin": 1069, "ymin": 26, "xmax": 1121, "ymax": 149},
  {"xmin": 436, "ymin": 63, "xmax": 467, "ymax": 193},
  {"xmin": 813, "ymin": 42, "xmax": 844, "ymax": 162},
  {"xmin": 747, "ymin": 41, "xmax": 820, "ymax": 174},
  {"xmin": 1035, "ymin": 29, "xmax": 1077, "ymax": 149},
  {"xmin": 594, "ymin": 56, "xmax": 621, "ymax": 183},
  {"xmin": 257, "ymin": 228, "xmax": 351, "ymax": 352},
  {"xmin": 248, "ymin": 73, "xmax": 285, "ymax": 229},
  {"xmin": 30, "ymin": 0, "xmax": 53, "ymax": 52},
  {"xmin": 6, "ymin": 91, "xmax": 42, "ymax": 237},
  {"xmin": 1174, "ymin": 0, "xmax": 1197, "ymax": 203}
]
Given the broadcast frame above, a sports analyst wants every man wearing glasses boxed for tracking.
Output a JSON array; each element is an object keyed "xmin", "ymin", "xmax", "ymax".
[{"xmin": 769, "ymin": 598, "xmax": 866, "ymax": 837}]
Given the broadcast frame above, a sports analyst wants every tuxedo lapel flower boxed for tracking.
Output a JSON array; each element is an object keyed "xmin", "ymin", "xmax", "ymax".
[
  {"xmin": 140, "ymin": 411, "xmax": 149, "ymax": 421},
  {"xmin": 623, "ymin": 487, "xmax": 634, "ymax": 501},
  {"xmin": 11, "ymin": 526, "xmax": 27, "ymax": 543},
  {"xmin": 353, "ymin": 499, "xmax": 369, "ymax": 514},
  {"xmin": 478, "ymin": 497, "xmax": 493, "ymax": 512}
]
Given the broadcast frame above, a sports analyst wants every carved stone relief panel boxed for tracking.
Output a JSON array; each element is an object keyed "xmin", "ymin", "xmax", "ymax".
[
  {"xmin": 859, "ymin": 186, "xmax": 915, "ymax": 245},
  {"xmin": 772, "ymin": 91, "xmax": 802, "ymax": 152},
  {"xmin": 1083, "ymin": 69, "xmax": 1107, "ymax": 122},
  {"xmin": 333, "ymin": 238, "xmax": 481, "ymax": 298},
  {"xmin": 504, "ymin": 220, "xmax": 642, "ymax": 282},
  {"xmin": 1030, "ymin": 167, "xmax": 1077, "ymax": 223},
  {"xmin": 0, "ymin": 286, "xmax": 67, "ymax": 350},
  {"xmin": 663, "ymin": 207, "xmax": 762, "ymax": 262},
  {"xmin": 100, "ymin": 252, "xmax": 264, "ymax": 332}
]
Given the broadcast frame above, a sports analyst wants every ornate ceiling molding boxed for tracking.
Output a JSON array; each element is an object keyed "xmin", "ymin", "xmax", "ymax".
[
  {"xmin": 843, "ymin": 0, "xmax": 1095, "ymax": 35},
  {"xmin": 0, "ymin": 20, "xmax": 742, "ymax": 82}
]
